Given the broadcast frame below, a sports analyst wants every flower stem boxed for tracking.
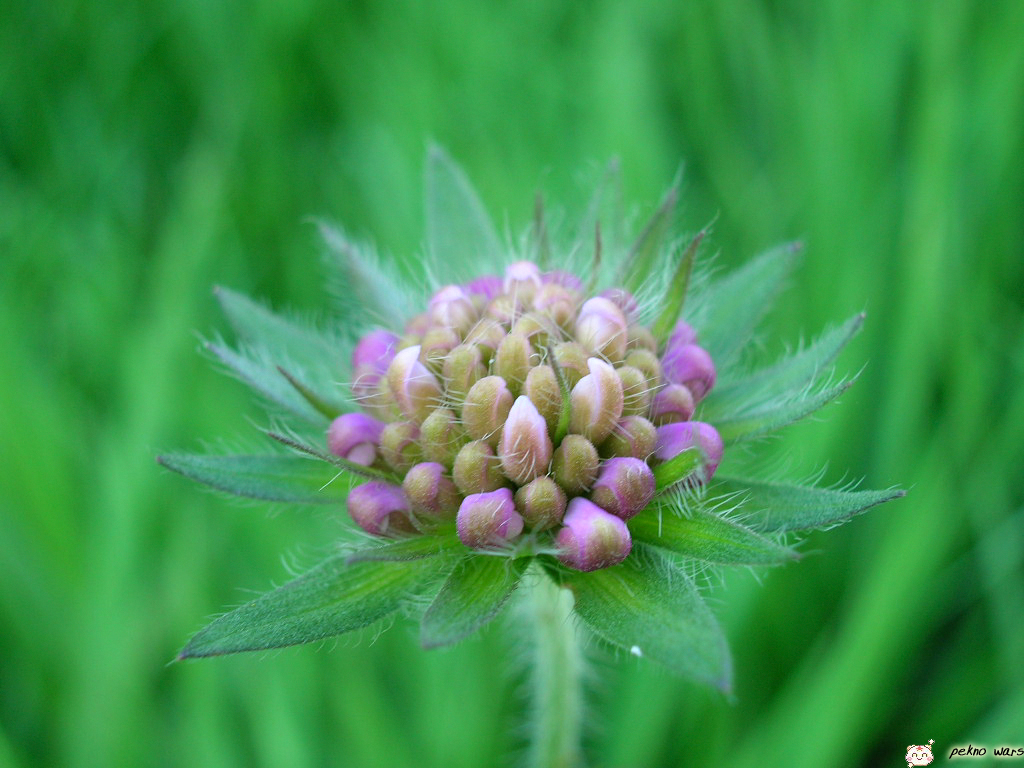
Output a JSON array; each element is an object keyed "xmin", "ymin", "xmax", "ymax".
[{"xmin": 524, "ymin": 570, "xmax": 585, "ymax": 768}]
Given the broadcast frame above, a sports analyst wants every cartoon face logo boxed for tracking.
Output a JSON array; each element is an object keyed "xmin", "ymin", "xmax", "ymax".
[{"xmin": 906, "ymin": 740, "xmax": 935, "ymax": 766}]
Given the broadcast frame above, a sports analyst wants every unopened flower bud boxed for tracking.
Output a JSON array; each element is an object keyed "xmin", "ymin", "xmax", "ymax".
[
  {"xmin": 668, "ymin": 319, "xmax": 698, "ymax": 348},
  {"xmin": 589, "ymin": 457, "xmax": 656, "ymax": 520},
  {"xmin": 511, "ymin": 311, "xmax": 556, "ymax": 348},
  {"xmin": 524, "ymin": 365, "xmax": 561, "ymax": 436},
  {"xmin": 552, "ymin": 434, "xmax": 600, "ymax": 494},
  {"xmin": 352, "ymin": 329, "xmax": 400, "ymax": 373},
  {"xmin": 420, "ymin": 327, "xmax": 461, "ymax": 370},
  {"xmin": 627, "ymin": 324, "xmax": 657, "ymax": 352},
  {"xmin": 552, "ymin": 341, "xmax": 590, "ymax": 388},
  {"xmin": 404, "ymin": 313, "xmax": 431, "ymax": 336},
  {"xmin": 569, "ymin": 358, "xmax": 624, "ymax": 445},
  {"xmin": 428, "ymin": 285, "xmax": 477, "ymax": 335},
  {"xmin": 452, "ymin": 440, "xmax": 505, "ymax": 495},
  {"xmin": 387, "ymin": 345, "xmax": 443, "ymax": 423},
  {"xmin": 499, "ymin": 396, "xmax": 553, "ymax": 485},
  {"xmin": 661, "ymin": 343, "xmax": 716, "ymax": 401},
  {"xmin": 464, "ymin": 317, "xmax": 507, "ymax": 353},
  {"xmin": 599, "ymin": 416, "xmax": 658, "ymax": 460},
  {"xmin": 442, "ymin": 343, "xmax": 487, "ymax": 406},
  {"xmin": 327, "ymin": 412, "xmax": 385, "ymax": 466},
  {"xmin": 462, "ymin": 376, "xmax": 514, "ymax": 447},
  {"xmin": 654, "ymin": 421, "xmax": 724, "ymax": 483},
  {"xmin": 351, "ymin": 364, "xmax": 391, "ymax": 415},
  {"xmin": 465, "ymin": 274, "xmax": 502, "ymax": 300},
  {"xmin": 347, "ymin": 481, "xmax": 416, "ymax": 536},
  {"xmin": 514, "ymin": 476, "xmax": 567, "ymax": 530},
  {"xmin": 420, "ymin": 407, "xmax": 469, "ymax": 468},
  {"xmin": 533, "ymin": 284, "xmax": 577, "ymax": 328},
  {"xmin": 493, "ymin": 332, "xmax": 534, "ymax": 396},
  {"xmin": 623, "ymin": 349, "xmax": 662, "ymax": 384},
  {"xmin": 486, "ymin": 294, "xmax": 523, "ymax": 326},
  {"xmin": 616, "ymin": 365, "xmax": 653, "ymax": 416},
  {"xmin": 599, "ymin": 288, "xmax": 638, "ymax": 319},
  {"xmin": 575, "ymin": 297, "xmax": 628, "ymax": 362},
  {"xmin": 402, "ymin": 462, "xmax": 462, "ymax": 519},
  {"xmin": 542, "ymin": 270, "xmax": 584, "ymax": 291},
  {"xmin": 457, "ymin": 488, "xmax": 524, "ymax": 549},
  {"xmin": 649, "ymin": 383, "xmax": 696, "ymax": 425},
  {"xmin": 379, "ymin": 421, "xmax": 423, "ymax": 473},
  {"xmin": 556, "ymin": 497, "xmax": 632, "ymax": 572},
  {"xmin": 503, "ymin": 260, "xmax": 543, "ymax": 300}
]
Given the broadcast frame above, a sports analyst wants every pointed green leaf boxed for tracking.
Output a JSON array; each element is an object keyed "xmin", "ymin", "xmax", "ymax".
[
  {"xmin": 264, "ymin": 430, "xmax": 400, "ymax": 484},
  {"xmin": 621, "ymin": 184, "xmax": 679, "ymax": 293},
  {"xmin": 208, "ymin": 342, "xmax": 325, "ymax": 424},
  {"xmin": 650, "ymin": 229, "xmax": 705, "ymax": 344},
  {"xmin": 631, "ymin": 504, "xmax": 797, "ymax": 565},
  {"xmin": 714, "ymin": 378, "xmax": 853, "ymax": 444},
  {"xmin": 695, "ymin": 242, "xmax": 801, "ymax": 366},
  {"xmin": 704, "ymin": 313, "xmax": 865, "ymax": 421},
  {"xmin": 179, "ymin": 555, "xmax": 441, "ymax": 658},
  {"xmin": 715, "ymin": 476, "xmax": 906, "ymax": 532},
  {"xmin": 157, "ymin": 453, "xmax": 359, "ymax": 503},
  {"xmin": 577, "ymin": 158, "xmax": 623, "ymax": 267},
  {"xmin": 277, "ymin": 366, "xmax": 343, "ymax": 420},
  {"xmin": 565, "ymin": 546, "xmax": 732, "ymax": 691},
  {"xmin": 421, "ymin": 554, "xmax": 529, "ymax": 648},
  {"xmin": 653, "ymin": 448, "xmax": 701, "ymax": 491},
  {"xmin": 347, "ymin": 534, "xmax": 462, "ymax": 564},
  {"xmin": 425, "ymin": 145, "xmax": 503, "ymax": 280}
]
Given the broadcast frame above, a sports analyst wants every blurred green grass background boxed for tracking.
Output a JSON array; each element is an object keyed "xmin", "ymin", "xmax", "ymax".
[{"xmin": 2, "ymin": 0, "xmax": 1022, "ymax": 766}]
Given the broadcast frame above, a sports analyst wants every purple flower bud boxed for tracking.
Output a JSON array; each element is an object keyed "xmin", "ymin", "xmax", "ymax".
[
  {"xmin": 457, "ymin": 488, "xmax": 524, "ymax": 549},
  {"xmin": 327, "ymin": 412, "xmax": 385, "ymax": 466},
  {"xmin": 551, "ymin": 434, "xmax": 599, "ymax": 494},
  {"xmin": 429, "ymin": 285, "xmax": 477, "ymax": 334},
  {"xmin": 514, "ymin": 476, "xmax": 567, "ymax": 531},
  {"xmin": 569, "ymin": 358, "xmax": 624, "ymax": 445},
  {"xmin": 660, "ymin": 342, "xmax": 716, "ymax": 401},
  {"xmin": 542, "ymin": 270, "xmax": 584, "ymax": 291},
  {"xmin": 386, "ymin": 345, "xmax": 443, "ymax": 423},
  {"xmin": 599, "ymin": 415, "xmax": 657, "ymax": 460},
  {"xmin": 589, "ymin": 457, "xmax": 656, "ymax": 520},
  {"xmin": 649, "ymin": 383, "xmax": 696, "ymax": 425},
  {"xmin": 556, "ymin": 497, "xmax": 632, "ymax": 572},
  {"xmin": 503, "ymin": 260, "xmax": 543, "ymax": 298},
  {"xmin": 346, "ymin": 481, "xmax": 416, "ymax": 536},
  {"xmin": 500, "ymin": 396, "xmax": 554, "ymax": 485},
  {"xmin": 402, "ymin": 462, "xmax": 462, "ymax": 519},
  {"xmin": 599, "ymin": 288, "xmax": 638, "ymax": 319},
  {"xmin": 654, "ymin": 421, "xmax": 724, "ymax": 483},
  {"xmin": 465, "ymin": 274, "xmax": 503, "ymax": 300},
  {"xmin": 668, "ymin": 319, "xmax": 698, "ymax": 348},
  {"xmin": 462, "ymin": 376, "xmax": 514, "ymax": 447},
  {"xmin": 352, "ymin": 329, "xmax": 400, "ymax": 373},
  {"xmin": 575, "ymin": 297, "xmax": 628, "ymax": 362},
  {"xmin": 452, "ymin": 440, "xmax": 505, "ymax": 495}
]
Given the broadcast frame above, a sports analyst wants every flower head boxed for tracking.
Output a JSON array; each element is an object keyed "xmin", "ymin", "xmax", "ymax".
[{"xmin": 163, "ymin": 148, "xmax": 903, "ymax": 692}]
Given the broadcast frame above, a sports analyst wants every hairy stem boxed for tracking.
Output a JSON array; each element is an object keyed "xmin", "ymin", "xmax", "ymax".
[{"xmin": 524, "ymin": 571, "xmax": 585, "ymax": 768}]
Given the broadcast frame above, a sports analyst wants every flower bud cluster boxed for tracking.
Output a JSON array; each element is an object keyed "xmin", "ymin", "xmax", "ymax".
[{"xmin": 329, "ymin": 260, "xmax": 723, "ymax": 571}]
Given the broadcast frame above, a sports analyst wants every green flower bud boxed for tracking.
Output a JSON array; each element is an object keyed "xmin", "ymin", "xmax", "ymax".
[
  {"xmin": 552, "ymin": 341, "xmax": 589, "ymax": 388},
  {"xmin": 569, "ymin": 358, "xmax": 624, "ymax": 445},
  {"xmin": 485, "ymin": 294, "xmax": 523, "ymax": 326},
  {"xmin": 552, "ymin": 434, "xmax": 600, "ymax": 495},
  {"xmin": 452, "ymin": 440, "xmax": 506, "ymax": 495},
  {"xmin": 623, "ymin": 348, "xmax": 662, "ymax": 385},
  {"xmin": 379, "ymin": 420, "xmax": 424, "ymax": 473},
  {"xmin": 464, "ymin": 317, "xmax": 506, "ymax": 354},
  {"xmin": 387, "ymin": 345, "xmax": 443, "ymax": 424},
  {"xmin": 533, "ymin": 283, "xmax": 577, "ymax": 328},
  {"xmin": 442, "ymin": 343, "xmax": 487, "ymax": 408},
  {"xmin": 419, "ymin": 327, "xmax": 461, "ymax": 372},
  {"xmin": 524, "ymin": 364, "xmax": 562, "ymax": 437},
  {"xmin": 514, "ymin": 475, "xmax": 567, "ymax": 530},
  {"xmin": 420, "ymin": 407, "xmax": 469, "ymax": 468},
  {"xmin": 599, "ymin": 415, "xmax": 657, "ymax": 460},
  {"xmin": 493, "ymin": 332, "xmax": 534, "ymax": 396},
  {"xmin": 627, "ymin": 324, "xmax": 657, "ymax": 352},
  {"xmin": 402, "ymin": 462, "xmax": 462, "ymax": 519},
  {"xmin": 462, "ymin": 375, "xmax": 514, "ymax": 447},
  {"xmin": 616, "ymin": 365, "xmax": 653, "ymax": 416}
]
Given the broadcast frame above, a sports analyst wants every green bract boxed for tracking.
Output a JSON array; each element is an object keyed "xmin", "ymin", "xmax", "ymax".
[{"xmin": 160, "ymin": 148, "xmax": 903, "ymax": 692}]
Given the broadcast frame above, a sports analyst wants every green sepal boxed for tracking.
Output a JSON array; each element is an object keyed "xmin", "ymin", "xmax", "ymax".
[
  {"xmin": 696, "ymin": 241, "xmax": 801, "ymax": 366},
  {"xmin": 347, "ymin": 533, "xmax": 462, "ymax": 564},
  {"xmin": 179, "ymin": 554, "xmax": 444, "ymax": 658},
  {"xmin": 714, "ymin": 476, "xmax": 906, "ymax": 533},
  {"xmin": 653, "ymin": 448, "xmax": 701, "ymax": 491},
  {"xmin": 420, "ymin": 554, "xmax": 530, "ymax": 649},
  {"xmin": 208, "ymin": 342, "xmax": 324, "ymax": 424},
  {"xmin": 425, "ymin": 144, "xmax": 503, "ymax": 280},
  {"xmin": 650, "ymin": 229, "xmax": 705, "ymax": 344},
  {"xmin": 621, "ymin": 183, "xmax": 679, "ymax": 293},
  {"xmin": 713, "ymin": 378, "xmax": 853, "ymax": 444},
  {"xmin": 631, "ymin": 501, "xmax": 798, "ymax": 566},
  {"xmin": 156, "ymin": 452, "xmax": 359, "ymax": 504},
  {"xmin": 703, "ymin": 313, "xmax": 864, "ymax": 422},
  {"xmin": 558, "ymin": 545, "xmax": 732, "ymax": 692}
]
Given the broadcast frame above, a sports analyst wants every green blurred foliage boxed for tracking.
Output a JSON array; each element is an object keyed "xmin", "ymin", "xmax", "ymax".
[{"xmin": 2, "ymin": 0, "xmax": 1022, "ymax": 766}]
